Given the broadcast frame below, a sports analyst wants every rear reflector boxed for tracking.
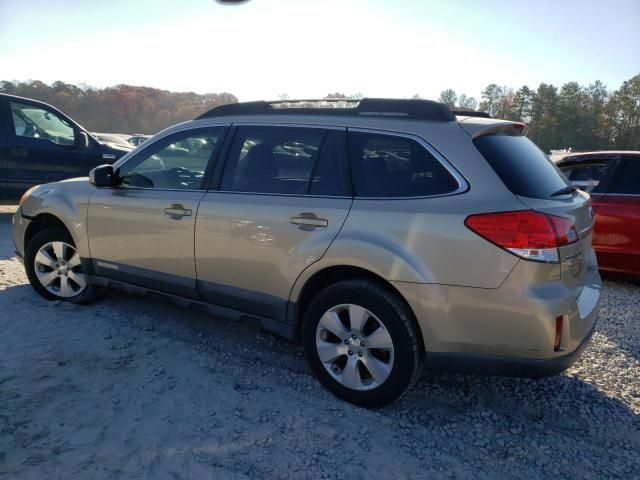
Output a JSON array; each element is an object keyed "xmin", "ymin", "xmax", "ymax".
[
  {"xmin": 464, "ymin": 210, "xmax": 578, "ymax": 263},
  {"xmin": 554, "ymin": 315, "xmax": 563, "ymax": 351}
]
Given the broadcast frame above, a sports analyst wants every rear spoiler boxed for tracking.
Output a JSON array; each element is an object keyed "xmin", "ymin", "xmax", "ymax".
[
  {"xmin": 459, "ymin": 118, "xmax": 529, "ymax": 138},
  {"xmin": 452, "ymin": 110, "xmax": 492, "ymax": 119}
]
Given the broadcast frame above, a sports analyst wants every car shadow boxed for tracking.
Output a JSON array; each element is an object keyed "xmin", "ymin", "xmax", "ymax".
[{"xmin": 124, "ymin": 289, "xmax": 637, "ymax": 475}]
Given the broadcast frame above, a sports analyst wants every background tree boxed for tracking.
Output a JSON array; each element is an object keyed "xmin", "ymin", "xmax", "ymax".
[
  {"xmin": 528, "ymin": 83, "xmax": 559, "ymax": 152},
  {"xmin": 583, "ymin": 80, "xmax": 609, "ymax": 150},
  {"xmin": 438, "ymin": 89, "xmax": 457, "ymax": 108},
  {"xmin": 324, "ymin": 92, "xmax": 348, "ymax": 99},
  {"xmin": 3, "ymin": 75, "xmax": 640, "ymax": 151},
  {"xmin": 555, "ymin": 81, "xmax": 584, "ymax": 149},
  {"xmin": 479, "ymin": 84, "xmax": 502, "ymax": 117},
  {"xmin": 457, "ymin": 94, "xmax": 478, "ymax": 110},
  {"xmin": 510, "ymin": 86, "xmax": 534, "ymax": 122},
  {"xmin": 607, "ymin": 75, "xmax": 640, "ymax": 149},
  {"xmin": 0, "ymin": 80, "xmax": 237, "ymax": 134}
]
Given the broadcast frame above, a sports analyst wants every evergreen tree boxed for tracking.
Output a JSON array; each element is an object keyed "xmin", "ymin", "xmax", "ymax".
[{"xmin": 438, "ymin": 89, "xmax": 457, "ymax": 108}]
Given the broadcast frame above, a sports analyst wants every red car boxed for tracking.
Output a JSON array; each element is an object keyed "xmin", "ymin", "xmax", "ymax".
[{"xmin": 557, "ymin": 151, "xmax": 640, "ymax": 279}]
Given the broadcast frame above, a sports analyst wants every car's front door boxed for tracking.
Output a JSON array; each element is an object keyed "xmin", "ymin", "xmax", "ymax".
[
  {"xmin": 594, "ymin": 157, "xmax": 640, "ymax": 276},
  {"xmin": 6, "ymin": 99, "xmax": 102, "ymax": 198},
  {"xmin": 88, "ymin": 126, "xmax": 228, "ymax": 297},
  {"xmin": 195, "ymin": 125, "xmax": 352, "ymax": 321}
]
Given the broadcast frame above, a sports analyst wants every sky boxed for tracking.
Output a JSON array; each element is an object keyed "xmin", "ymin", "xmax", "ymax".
[{"xmin": 0, "ymin": 0, "xmax": 638, "ymax": 102}]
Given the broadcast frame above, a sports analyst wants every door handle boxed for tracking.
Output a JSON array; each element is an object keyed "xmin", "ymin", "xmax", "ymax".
[
  {"xmin": 164, "ymin": 204, "xmax": 192, "ymax": 218},
  {"xmin": 290, "ymin": 213, "xmax": 328, "ymax": 229},
  {"xmin": 10, "ymin": 146, "xmax": 28, "ymax": 157}
]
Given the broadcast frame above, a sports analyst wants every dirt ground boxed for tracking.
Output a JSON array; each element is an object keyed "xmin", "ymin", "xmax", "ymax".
[{"xmin": 1, "ymin": 206, "xmax": 638, "ymax": 479}]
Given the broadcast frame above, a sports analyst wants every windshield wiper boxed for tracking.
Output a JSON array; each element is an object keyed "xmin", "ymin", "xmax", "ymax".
[{"xmin": 550, "ymin": 185, "xmax": 578, "ymax": 197}]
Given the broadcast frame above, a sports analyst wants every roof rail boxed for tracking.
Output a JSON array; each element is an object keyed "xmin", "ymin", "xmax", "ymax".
[
  {"xmin": 196, "ymin": 98, "xmax": 456, "ymax": 122},
  {"xmin": 452, "ymin": 110, "xmax": 492, "ymax": 119}
]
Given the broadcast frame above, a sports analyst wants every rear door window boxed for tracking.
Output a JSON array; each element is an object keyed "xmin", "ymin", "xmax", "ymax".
[
  {"xmin": 220, "ymin": 126, "xmax": 348, "ymax": 196},
  {"xmin": 347, "ymin": 131, "xmax": 459, "ymax": 197},
  {"xmin": 608, "ymin": 159, "xmax": 640, "ymax": 195},
  {"xmin": 474, "ymin": 133, "xmax": 569, "ymax": 199}
]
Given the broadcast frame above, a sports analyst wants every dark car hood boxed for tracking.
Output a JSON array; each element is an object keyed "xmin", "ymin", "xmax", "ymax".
[{"xmin": 98, "ymin": 141, "xmax": 132, "ymax": 158}]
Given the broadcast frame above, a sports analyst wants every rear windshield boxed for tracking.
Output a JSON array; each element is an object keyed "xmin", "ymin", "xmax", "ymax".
[{"xmin": 474, "ymin": 134, "xmax": 569, "ymax": 199}]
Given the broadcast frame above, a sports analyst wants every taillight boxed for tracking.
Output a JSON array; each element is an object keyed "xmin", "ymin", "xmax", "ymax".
[{"xmin": 464, "ymin": 210, "xmax": 578, "ymax": 263}]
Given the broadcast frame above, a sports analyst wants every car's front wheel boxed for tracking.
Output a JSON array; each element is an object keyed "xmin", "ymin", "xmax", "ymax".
[
  {"xmin": 25, "ymin": 228, "xmax": 100, "ymax": 303},
  {"xmin": 302, "ymin": 279, "xmax": 423, "ymax": 407}
]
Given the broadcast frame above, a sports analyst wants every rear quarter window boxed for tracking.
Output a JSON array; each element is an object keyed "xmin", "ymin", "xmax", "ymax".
[
  {"xmin": 348, "ymin": 131, "xmax": 459, "ymax": 198},
  {"xmin": 474, "ymin": 134, "xmax": 569, "ymax": 199},
  {"xmin": 609, "ymin": 158, "xmax": 640, "ymax": 194}
]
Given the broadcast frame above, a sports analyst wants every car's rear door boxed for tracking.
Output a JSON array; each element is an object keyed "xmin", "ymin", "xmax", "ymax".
[
  {"xmin": 195, "ymin": 124, "xmax": 352, "ymax": 321},
  {"xmin": 592, "ymin": 156, "xmax": 640, "ymax": 276},
  {"xmin": 88, "ymin": 126, "xmax": 228, "ymax": 297}
]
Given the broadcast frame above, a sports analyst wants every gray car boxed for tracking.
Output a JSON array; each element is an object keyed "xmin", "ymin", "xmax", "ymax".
[{"xmin": 12, "ymin": 98, "xmax": 601, "ymax": 406}]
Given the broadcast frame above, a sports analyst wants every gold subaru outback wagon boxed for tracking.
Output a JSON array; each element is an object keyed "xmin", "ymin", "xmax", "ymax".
[{"xmin": 12, "ymin": 98, "xmax": 601, "ymax": 406}]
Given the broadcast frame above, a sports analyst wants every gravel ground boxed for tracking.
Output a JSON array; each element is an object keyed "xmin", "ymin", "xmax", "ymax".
[{"xmin": 0, "ymin": 205, "xmax": 639, "ymax": 479}]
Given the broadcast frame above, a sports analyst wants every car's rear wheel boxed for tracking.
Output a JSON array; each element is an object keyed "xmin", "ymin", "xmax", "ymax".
[
  {"xmin": 25, "ymin": 228, "xmax": 100, "ymax": 303},
  {"xmin": 302, "ymin": 279, "xmax": 423, "ymax": 407}
]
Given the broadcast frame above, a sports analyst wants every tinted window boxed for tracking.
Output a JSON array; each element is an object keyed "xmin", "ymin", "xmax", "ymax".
[
  {"xmin": 560, "ymin": 162, "xmax": 609, "ymax": 193},
  {"xmin": 309, "ymin": 130, "xmax": 347, "ymax": 196},
  {"xmin": 348, "ymin": 132, "xmax": 458, "ymax": 197},
  {"xmin": 474, "ymin": 134, "xmax": 568, "ymax": 199},
  {"xmin": 10, "ymin": 101, "xmax": 75, "ymax": 146},
  {"xmin": 119, "ymin": 127, "xmax": 224, "ymax": 190},
  {"xmin": 609, "ymin": 159, "xmax": 640, "ymax": 194},
  {"xmin": 221, "ymin": 126, "xmax": 345, "ymax": 195}
]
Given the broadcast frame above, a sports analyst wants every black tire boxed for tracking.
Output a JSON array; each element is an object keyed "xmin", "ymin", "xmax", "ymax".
[
  {"xmin": 302, "ymin": 278, "xmax": 423, "ymax": 407},
  {"xmin": 25, "ymin": 227, "xmax": 101, "ymax": 304}
]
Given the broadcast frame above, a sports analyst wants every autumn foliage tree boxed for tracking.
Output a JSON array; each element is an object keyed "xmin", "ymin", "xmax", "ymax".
[
  {"xmin": 3, "ymin": 75, "xmax": 639, "ymax": 152},
  {"xmin": 0, "ymin": 80, "xmax": 237, "ymax": 134},
  {"xmin": 438, "ymin": 74, "xmax": 640, "ymax": 152}
]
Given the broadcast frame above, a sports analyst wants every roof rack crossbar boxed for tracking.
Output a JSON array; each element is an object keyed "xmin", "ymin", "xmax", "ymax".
[{"xmin": 196, "ymin": 98, "xmax": 456, "ymax": 122}]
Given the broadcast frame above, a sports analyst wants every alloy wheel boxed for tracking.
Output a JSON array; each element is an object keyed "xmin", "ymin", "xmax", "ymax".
[
  {"xmin": 34, "ymin": 241, "xmax": 87, "ymax": 298},
  {"xmin": 315, "ymin": 303, "xmax": 395, "ymax": 391}
]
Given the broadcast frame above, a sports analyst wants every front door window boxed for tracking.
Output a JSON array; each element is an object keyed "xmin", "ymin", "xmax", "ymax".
[
  {"xmin": 118, "ymin": 127, "xmax": 225, "ymax": 190},
  {"xmin": 10, "ymin": 101, "xmax": 76, "ymax": 146}
]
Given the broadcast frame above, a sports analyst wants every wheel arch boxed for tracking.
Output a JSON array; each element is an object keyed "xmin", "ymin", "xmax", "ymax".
[
  {"xmin": 288, "ymin": 264, "xmax": 423, "ymax": 347},
  {"xmin": 24, "ymin": 213, "xmax": 74, "ymax": 251}
]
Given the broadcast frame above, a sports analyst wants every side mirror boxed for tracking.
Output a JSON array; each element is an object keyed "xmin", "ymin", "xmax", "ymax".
[
  {"xmin": 89, "ymin": 164, "xmax": 115, "ymax": 187},
  {"xmin": 75, "ymin": 130, "xmax": 90, "ymax": 149}
]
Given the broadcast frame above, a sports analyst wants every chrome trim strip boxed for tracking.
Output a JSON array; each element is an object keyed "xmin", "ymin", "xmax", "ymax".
[
  {"xmin": 115, "ymin": 186, "xmax": 206, "ymax": 193},
  {"xmin": 204, "ymin": 190, "xmax": 352, "ymax": 199}
]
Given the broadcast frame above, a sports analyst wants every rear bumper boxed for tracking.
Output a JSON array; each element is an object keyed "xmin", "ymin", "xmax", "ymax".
[
  {"xmin": 392, "ymin": 257, "xmax": 602, "ymax": 377},
  {"xmin": 424, "ymin": 320, "xmax": 596, "ymax": 378}
]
